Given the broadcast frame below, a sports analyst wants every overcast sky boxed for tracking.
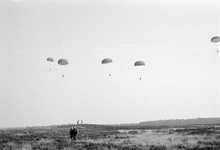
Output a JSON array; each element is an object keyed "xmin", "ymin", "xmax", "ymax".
[{"xmin": 0, "ymin": 0, "xmax": 220, "ymax": 128}]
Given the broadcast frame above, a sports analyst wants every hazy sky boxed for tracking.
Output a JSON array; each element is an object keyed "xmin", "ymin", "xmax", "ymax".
[{"xmin": 1, "ymin": 0, "xmax": 220, "ymax": 128}]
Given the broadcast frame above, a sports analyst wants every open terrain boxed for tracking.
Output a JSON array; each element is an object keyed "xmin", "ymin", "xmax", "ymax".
[{"xmin": 1, "ymin": 124, "xmax": 220, "ymax": 150}]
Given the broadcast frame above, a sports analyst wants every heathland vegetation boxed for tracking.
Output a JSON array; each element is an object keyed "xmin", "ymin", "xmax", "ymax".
[{"xmin": 1, "ymin": 118, "xmax": 220, "ymax": 150}]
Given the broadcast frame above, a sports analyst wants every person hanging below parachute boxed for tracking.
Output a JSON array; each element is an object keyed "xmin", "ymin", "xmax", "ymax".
[
  {"xmin": 101, "ymin": 58, "xmax": 113, "ymax": 76},
  {"xmin": 134, "ymin": 60, "xmax": 145, "ymax": 81}
]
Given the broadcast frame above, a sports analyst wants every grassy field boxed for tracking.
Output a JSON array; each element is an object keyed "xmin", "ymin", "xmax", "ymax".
[{"xmin": 1, "ymin": 124, "xmax": 220, "ymax": 150}]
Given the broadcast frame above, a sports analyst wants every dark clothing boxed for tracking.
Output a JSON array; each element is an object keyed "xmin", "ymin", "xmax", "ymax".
[{"xmin": 70, "ymin": 128, "xmax": 77, "ymax": 140}]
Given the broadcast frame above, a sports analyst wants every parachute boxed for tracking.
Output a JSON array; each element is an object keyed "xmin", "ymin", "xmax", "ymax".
[
  {"xmin": 58, "ymin": 59, "xmax": 68, "ymax": 65},
  {"xmin": 211, "ymin": 36, "xmax": 220, "ymax": 43},
  {"xmin": 47, "ymin": 57, "xmax": 54, "ymax": 62},
  {"xmin": 134, "ymin": 61, "xmax": 145, "ymax": 66},
  {"xmin": 101, "ymin": 58, "xmax": 113, "ymax": 64}
]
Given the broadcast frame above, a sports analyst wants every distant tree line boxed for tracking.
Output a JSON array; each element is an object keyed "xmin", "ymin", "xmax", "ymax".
[{"xmin": 139, "ymin": 118, "xmax": 220, "ymax": 126}]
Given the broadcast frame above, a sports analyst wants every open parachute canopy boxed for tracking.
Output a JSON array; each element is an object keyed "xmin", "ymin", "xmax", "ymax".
[
  {"xmin": 211, "ymin": 36, "xmax": 220, "ymax": 43},
  {"xmin": 47, "ymin": 57, "xmax": 54, "ymax": 62},
  {"xmin": 58, "ymin": 58, "xmax": 68, "ymax": 65},
  {"xmin": 134, "ymin": 61, "xmax": 145, "ymax": 66},
  {"xmin": 101, "ymin": 58, "xmax": 113, "ymax": 64}
]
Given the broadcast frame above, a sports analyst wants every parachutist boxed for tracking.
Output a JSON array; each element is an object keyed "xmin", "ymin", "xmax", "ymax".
[
  {"xmin": 134, "ymin": 61, "xmax": 145, "ymax": 81},
  {"xmin": 102, "ymin": 58, "xmax": 113, "ymax": 77}
]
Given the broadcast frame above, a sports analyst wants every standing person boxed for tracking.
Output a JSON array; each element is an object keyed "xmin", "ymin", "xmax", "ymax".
[{"xmin": 70, "ymin": 126, "xmax": 77, "ymax": 141}]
